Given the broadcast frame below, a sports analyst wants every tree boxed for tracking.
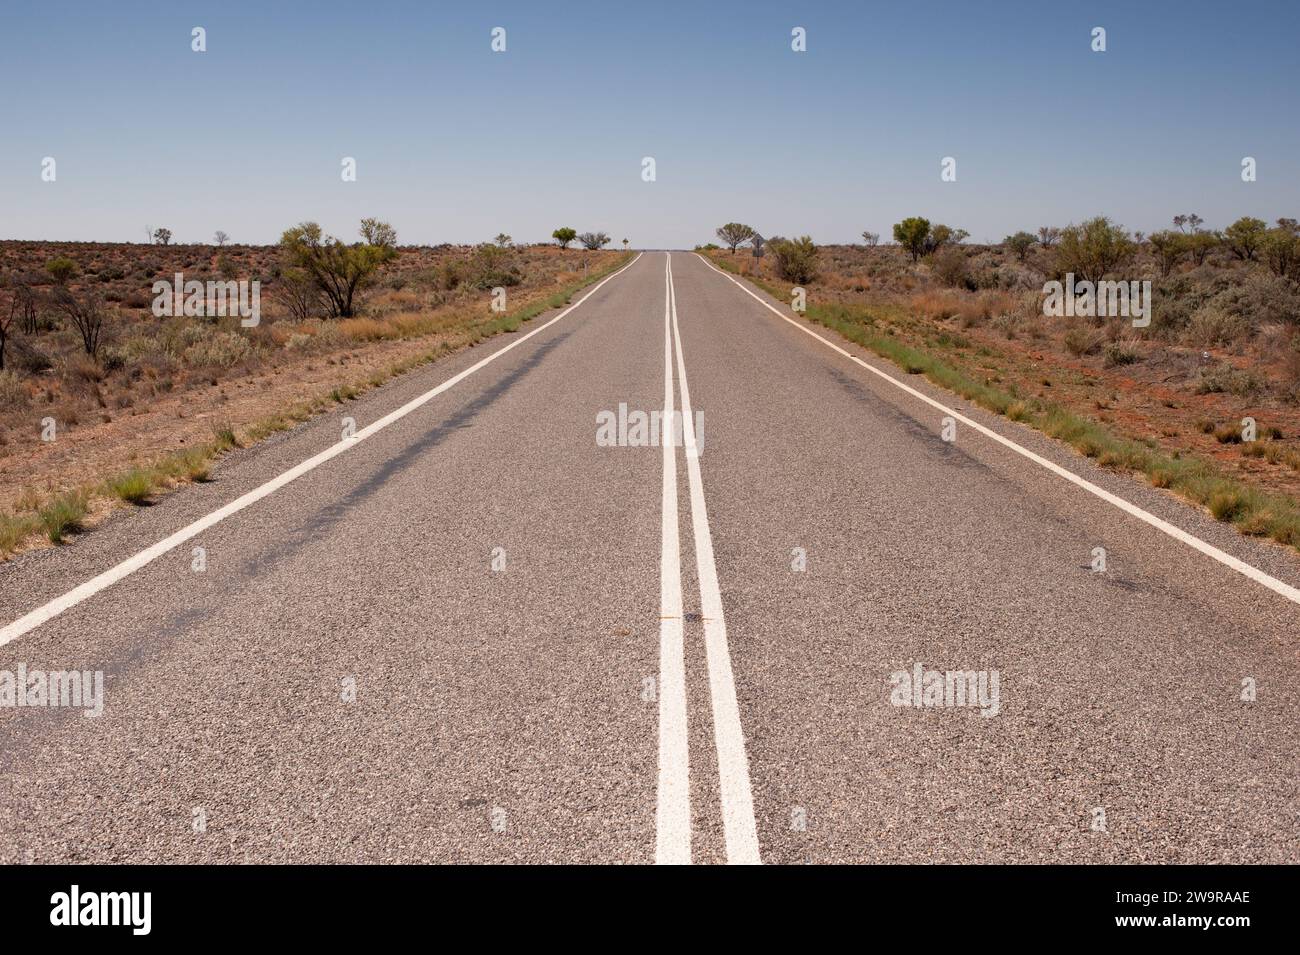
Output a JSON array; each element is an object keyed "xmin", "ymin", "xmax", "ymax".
[
  {"xmin": 0, "ymin": 290, "xmax": 15, "ymax": 371},
  {"xmin": 552, "ymin": 227, "xmax": 577, "ymax": 249},
  {"xmin": 1038, "ymin": 226, "xmax": 1062, "ymax": 248},
  {"xmin": 1173, "ymin": 213, "xmax": 1204, "ymax": 234},
  {"xmin": 359, "ymin": 217, "xmax": 398, "ymax": 248},
  {"xmin": 1054, "ymin": 217, "xmax": 1136, "ymax": 283},
  {"xmin": 716, "ymin": 223, "xmax": 756, "ymax": 254},
  {"xmin": 578, "ymin": 231, "xmax": 610, "ymax": 250},
  {"xmin": 153, "ymin": 227, "xmax": 172, "ymax": 246},
  {"xmin": 493, "ymin": 233, "xmax": 513, "ymax": 247},
  {"xmin": 893, "ymin": 217, "xmax": 931, "ymax": 262},
  {"xmin": 923, "ymin": 224, "xmax": 965, "ymax": 255},
  {"xmin": 1261, "ymin": 227, "xmax": 1300, "ymax": 278},
  {"xmin": 1147, "ymin": 230, "xmax": 1187, "ymax": 277},
  {"xmin": 279, "ymin": 219, "xmax": 399, "ymax": 318},
  {"xmin": 12, "ymin": 280, "xmax": 38, "ymax": 334},
  {"xmin": 1004, "ymin": 231, "xmax": 1036, "ymax": 262},
  {"xmin": 861, "ymin": 231, "xmax": 880, "ymax": 248},
  {"xmin": 45, "ymin": 257, "xmax": 77, "ymax": 284},
  {"xmin": 52, "ymin": 288, "xmax": 107, "ymax": 357},
  {"xmin": 214, "ymin": 230, "xmax": 230, "ymax": 247},
  {"xmin": 1185, "ymin": 230, "xmax": 1219, "ymax": 265},
  {"xmin": 1223, "ymin": 216, "xmax": 1267, "ymax": 261},
  {"xmin": 767, "ymin": 236, "xmax": 819, "ymax": 283}
]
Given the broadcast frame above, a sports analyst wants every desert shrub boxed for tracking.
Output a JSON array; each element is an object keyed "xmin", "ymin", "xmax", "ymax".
[
  {"xmin": 0, "ymin": 369, "xmax": 28, "ymax": 408},
  {"xmin": 1236, "ymin": 273, "xmax": 1300, "ymax": 326},
  {"xmin": 467, "ymin": 244, "xmax": 523, "ymax": 290},
  {"xmin": 1103, "ymin": 339, "xmax": 1141, "ymax": 366},
  {"xmin": 1063, "ymin": 326, "xmax": 1106, "ymax": 356},
  {"xmin": 45, "ymin": 257, "xmax": 77, "ymax": 284},
  {"xmin": 768, "ymin": 236, "xmax": 819, "ymax": 284},
  {"xmin": 1184, "ymin": 305, "xmax": 1249, "ymax": 346},
  {"xmin": 1195, "ymin": 363, "xmax": 1262, "ymax": 395},
  {"xmin": 184, "ymin": 330, "xmax": 253, "ymax": 368},
  {"xmin": 931, "ymin": 246, "xmax": 969, "ymax": 288}
]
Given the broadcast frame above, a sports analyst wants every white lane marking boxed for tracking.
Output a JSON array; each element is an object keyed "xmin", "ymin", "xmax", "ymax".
[
  {"xmin": 668, "ymin": 255, "xmax": 763, "ymax": 865},
  {"xmin": 696, "ymin": 254, "xmax": 1300, "ymax": 607},
  {"xmin": 656, "ymin": 254, "xmax": 691, "ymax": 865},
  {"xmin": 0, "ymin": 254, "xmax": 645, "ymax": 649}
]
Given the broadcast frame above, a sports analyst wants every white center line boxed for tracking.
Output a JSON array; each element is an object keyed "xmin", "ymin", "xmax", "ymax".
[
  {"xmin": 668, "ymin": 254, "xmax": 763, "ymax": 865},
  {"xmin": 697, "ymin": 253, "xmax": 1300, "ymax": 608},
  {"xmin": 0, "ymin": 254, "xmax": 643, "ymax": 649},
  {"xmin": 656, "ymin": 254, "xmax": 691, "ymax": 865}
]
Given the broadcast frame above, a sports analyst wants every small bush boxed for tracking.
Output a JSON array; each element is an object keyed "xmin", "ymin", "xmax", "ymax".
[
  {"xmin": 184, "ymin": 330, "xmax": 253, "ymax": 368},
  {"xmin": 1184, "ymin": 305, "xmax": 1249, "ymax": 347},
  {"xmin": 1063, "ymin": 326, "xmax": 1105, "ymax": 356},
  {"xmin": 768, "ymin": 236, "xmax": 819, "ymax": 284}
]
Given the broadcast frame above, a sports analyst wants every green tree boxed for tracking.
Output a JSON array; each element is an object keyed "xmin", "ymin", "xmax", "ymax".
[
  {"xmin": 1223, "ymin": 216, "xmax": 1267, "ymax": 261},
  {"xmin": 1054, "ymin": 217, "xmax": 1136, "ymax": 283},
  {"xmin": 893, "ymin": 217, "xmax": 931, "ymax": 262},
  {"xmin": 1147, "ymin": 230, "xmax": 1187, "ymax": 277},
  {"xmin": 716, "ymin": 222, "xmax": 756, "ymax": 254},
  {"xmin": 552, "ymin": 227, "xmax": 577, "ymax": 249},
  {"xmin": 1004, "ymin": 231, "xmax": 1036, "ymax": 262},
  {"xmin": 359, "ymin": 218, "xmax": 398, "ymax": 248},
  {"xmin": 1261, "ymin": 228, "xmax": 1300, "ymax": 278},
  {"xmin": 1185, "ymin": 230, "xmax": 1220, "ymax": 266},
  {"xmin": 279, "ymin": 219, "xmax": 399, "ymax": 318}
]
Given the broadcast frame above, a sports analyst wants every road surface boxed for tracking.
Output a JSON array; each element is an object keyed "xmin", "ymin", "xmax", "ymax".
[{"xmin": 0, "ymin": 251, "xmax": 1296, "ymax": 864}]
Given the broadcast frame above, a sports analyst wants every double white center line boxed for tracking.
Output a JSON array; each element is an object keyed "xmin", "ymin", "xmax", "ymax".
[{"xmin": 656, "ymin": 254, "xmax": 761, "ymax": 865}]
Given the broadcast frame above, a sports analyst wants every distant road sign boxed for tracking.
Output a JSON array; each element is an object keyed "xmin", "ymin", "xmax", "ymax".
[{"xmin": 751, "ymin": 233, "xmax": 764, "ymax": 258}]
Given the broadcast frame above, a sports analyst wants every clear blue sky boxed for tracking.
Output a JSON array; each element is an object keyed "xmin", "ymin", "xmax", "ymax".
[{"xmin": 1, "ymin": 0, "xmax": 1297, "ymax": 248}]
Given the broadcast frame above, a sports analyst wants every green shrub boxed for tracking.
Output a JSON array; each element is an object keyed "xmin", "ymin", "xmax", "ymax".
[{"xmin": 768, "ymin": 236, "xmax": 819, "ymax": 284}]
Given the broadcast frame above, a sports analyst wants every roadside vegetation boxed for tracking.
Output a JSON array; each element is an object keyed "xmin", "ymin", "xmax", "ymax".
[
  {"xmin": 703, "ymin": 214, "xmax": 1300, "ymax": 550},
  {"xmin": 0, "ymin": 226, "xmax": 628, "ymax": 558}
]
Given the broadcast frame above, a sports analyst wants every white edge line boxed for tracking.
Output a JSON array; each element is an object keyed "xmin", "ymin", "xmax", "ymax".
[
  {"xmin": 669, "ymin": 255, "xmax": 763, "ymax": 865},
  {"xmin": 695, "ymin": 253, "xmax": 1300, "ymax": 607},
  {"xmin": 0, "ymin": 253, "xmax": 644, "ymax": 648},
  {"xmin": 656, "ymin": 253, "xmax": 691, "ymax": 865}
]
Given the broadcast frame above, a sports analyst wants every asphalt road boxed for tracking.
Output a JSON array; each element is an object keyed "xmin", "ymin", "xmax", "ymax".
[{"xmin": 0, "ymin": 251, "xmax": 1296, "ymax": 864}]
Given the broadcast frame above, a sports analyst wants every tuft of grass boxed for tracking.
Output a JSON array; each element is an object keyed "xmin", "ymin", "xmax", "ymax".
[
  {"xmin": 105, "ymin": 468, "xmax": 154, "ymax": 504},
  {"xmin": 0, "ymin": 513, "xmax": 41, "ymax": 557},
  {"xmin": 39, "ymin": 491, "xmax": 90, "ymax": 544},
  {"xmin": 211, "ymin": 423, "xmax": 240, "ymax": 452}
]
